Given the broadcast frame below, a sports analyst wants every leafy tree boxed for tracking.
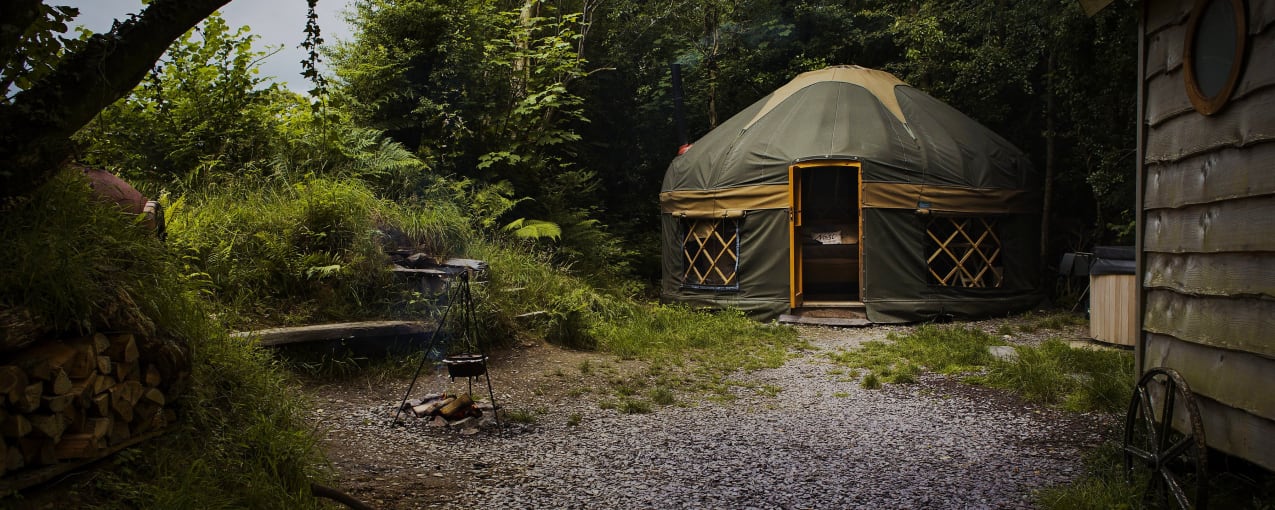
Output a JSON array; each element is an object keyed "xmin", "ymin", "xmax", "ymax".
[
  {"xmin": 0, "ymin": 0, "xmax": 234, "ymax": 201},
  {"xmin": 77, "ymin": 14, "xmax": 287, "ymax": 191}
]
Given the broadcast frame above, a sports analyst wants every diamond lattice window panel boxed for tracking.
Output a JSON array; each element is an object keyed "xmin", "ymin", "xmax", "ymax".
[
  {"xmin": 681, "ymin": 218, "xmax": 740, "ymax": 289},
  {"xmin": 925, "ymin": 216, "xmax": 1003, "ymax": 288}
]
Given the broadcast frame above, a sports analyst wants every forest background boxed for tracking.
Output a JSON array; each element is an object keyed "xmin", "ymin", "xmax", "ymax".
[
  {"xmin": 0, "ymin": 0, "xmax": 1137, "ymax": 504},
  {"xmin": 50, "ymin": 0, "xmax": 1137, "ymax": 293}
]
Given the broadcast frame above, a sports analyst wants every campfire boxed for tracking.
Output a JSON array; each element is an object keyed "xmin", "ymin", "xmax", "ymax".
[{"xmin": 397, "ymin": 393, "xmax": 497, "ymax": 433}]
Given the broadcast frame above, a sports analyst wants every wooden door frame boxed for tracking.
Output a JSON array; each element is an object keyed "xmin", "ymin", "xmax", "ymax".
[{"xmin": 788, "ymin": 160, "xmax": 863, "ymax": 308}]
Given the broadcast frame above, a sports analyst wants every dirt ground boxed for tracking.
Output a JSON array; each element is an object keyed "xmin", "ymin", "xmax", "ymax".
[{"xmin": 306, "ymin": 316, "xmax": 1113, "ymax": 508}]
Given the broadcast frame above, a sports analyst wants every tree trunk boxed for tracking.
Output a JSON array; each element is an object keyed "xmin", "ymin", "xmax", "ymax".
[
  {"xmin": 1041, "ymin": 51, "xmax": 1056, "ymax": 266},
  {"xmin": 0, "ymin": 0, "xmax": 232, "ymax": 202}
]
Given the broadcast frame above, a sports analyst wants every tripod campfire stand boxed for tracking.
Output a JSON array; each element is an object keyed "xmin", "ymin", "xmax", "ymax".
[{"xmin": 394, "ymin": 270, "xmax": 499, "ymax": 426}]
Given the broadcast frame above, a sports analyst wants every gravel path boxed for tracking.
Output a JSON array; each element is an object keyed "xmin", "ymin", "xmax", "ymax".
[{"xmin": 318, "ymin": 324, "xmax": 1109, "ymax": 509}]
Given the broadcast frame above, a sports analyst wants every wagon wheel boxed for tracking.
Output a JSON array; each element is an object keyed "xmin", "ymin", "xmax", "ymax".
[{"xmin": 1123, "ymin": 367, "xmax": 1209, "ymax": 510}]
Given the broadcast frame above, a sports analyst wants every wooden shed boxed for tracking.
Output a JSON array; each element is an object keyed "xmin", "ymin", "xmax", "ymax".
[{"xmin": 1122, "ymin": 0, "xmax": 1275, "ymax": 502}]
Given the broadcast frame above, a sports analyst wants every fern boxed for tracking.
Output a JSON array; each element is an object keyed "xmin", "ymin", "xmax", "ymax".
[{"xmin": 503, "ymin": 218, "xmax": 562, "ymax": 240}]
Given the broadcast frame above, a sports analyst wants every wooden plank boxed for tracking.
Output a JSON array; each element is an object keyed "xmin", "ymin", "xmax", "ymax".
[
  {"xmin": 229, "ymin": 321, "xmax": 437, "ymax": 347},
  {"xmin": 1145, "ymin": 252, "xmax": 1275, "ymax": 298},
  {"xmin": 1089, "ymin": 275, "xmax": 1136, "ymax": 347},
  {"xmin": 1144, "ymin": 22, "xmax": 1185, "ymax": 80},
  {"xmin": 778, "ymin": 315, "xmax": 871, "ymax": 327},
  {"xmin": 1254, "ymin": 0, "xmax": 1275, "ymax": 35},
  {"xmin": 1145, "ymin": 333, "xmax": 1275, "ymax": 423},
  {"xmin": 1143, "ymin": 289, "xmax": 1275, "ymax": 359},
  {"xmin": 1145, "ymin": 32, "xmax": 1275, "ymax": 126},
  {"xmin": 1145, "ymin": 86, "xmax": 1275, "ymax": 164},
  {"xmin": 1144, "ymin": 141, "xmax": 1275, "ymax": 209},
  {"xmin": 1144, "ymin": 196, "xmax": 1275, "ymax": 253},
  {"xmin": 1178, "ymin": 389, "xmax": 1275, "ymax": 472},
  {"xmin": 1146, "ymin": 0, "xmax": 1189, "ymax": 37}
]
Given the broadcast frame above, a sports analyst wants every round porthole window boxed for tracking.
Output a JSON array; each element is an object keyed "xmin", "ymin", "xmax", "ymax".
[{"xmin": 1183, "ymin": 0, "xmax": 1247, "ymax": 115}]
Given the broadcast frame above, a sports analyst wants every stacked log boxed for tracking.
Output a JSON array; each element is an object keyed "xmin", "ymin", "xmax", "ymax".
[
  {"xmin": 0, "ymin": 333, "xmax": 183, "ymax": 478},
  {"xmin": 397, "ymin": 393, "xmax": 498, "ymax": 432}
]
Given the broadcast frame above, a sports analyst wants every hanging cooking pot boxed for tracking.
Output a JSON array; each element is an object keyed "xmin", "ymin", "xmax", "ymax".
[{"xmin": 443, "ymin": 353, "xmax": 487, "ymax": 378}]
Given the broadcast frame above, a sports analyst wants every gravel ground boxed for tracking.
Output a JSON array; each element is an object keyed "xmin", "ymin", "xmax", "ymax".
[{"xmin": 315, "ymin": 322, "xmax": 1111, "ymax": 509}]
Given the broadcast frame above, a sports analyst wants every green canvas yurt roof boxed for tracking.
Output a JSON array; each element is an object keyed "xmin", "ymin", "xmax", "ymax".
[{"xmin": 662, "ymin": 65, "xmax": 1038, "ymax": 202}]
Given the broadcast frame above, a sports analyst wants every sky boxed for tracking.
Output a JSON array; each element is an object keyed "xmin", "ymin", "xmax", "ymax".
[{"xmin": 58, "ymin": 0, "xmax": 356, "ymax": 91}]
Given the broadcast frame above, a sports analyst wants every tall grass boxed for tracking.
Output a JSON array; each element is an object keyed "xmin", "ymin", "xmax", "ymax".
[
  {"xmin": 166, "ymin": 177, "xmax": 471, "ymax": 329},
  {"xmin": 0, "ymin": 169, "xmax": 322, "ymax": 507}
]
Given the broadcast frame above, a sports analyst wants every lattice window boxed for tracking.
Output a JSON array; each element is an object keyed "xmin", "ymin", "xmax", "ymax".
[
  {"xmin": 681, "ymin": 218, "xmax": 740, "ymax": 289},
  {"xmin": 925, "ymin": 216, "xmax": 1003, "ymax": 288}
]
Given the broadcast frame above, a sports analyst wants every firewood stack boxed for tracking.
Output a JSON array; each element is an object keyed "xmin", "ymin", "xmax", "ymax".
[{"xmin": 0, "ymin": 333, "xmax": 186, "ymax": 478}]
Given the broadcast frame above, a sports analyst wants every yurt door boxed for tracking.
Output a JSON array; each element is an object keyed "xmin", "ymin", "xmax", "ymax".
[{"xmin": 789, "ymin": 161, "xmax": 863, "ymax": 308}]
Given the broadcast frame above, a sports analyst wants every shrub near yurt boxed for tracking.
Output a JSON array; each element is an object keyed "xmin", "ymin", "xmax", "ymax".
[{"xmin": 660, "ymin": 66, "xmax": 1042, "ymax": 323}]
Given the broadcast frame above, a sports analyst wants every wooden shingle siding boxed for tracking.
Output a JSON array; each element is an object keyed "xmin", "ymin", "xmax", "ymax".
[
  {"xmin": 1146, "ymin": 35, "xmax": 1275, "ymax": 126},
  {"xmin": 1145, "ymin": 333, "xmax": 1275, "ymax": 420},
  {"xmin": 1143, "ymin": 290, "xmax": 1275, "ymax": 360},
  {"xmin": 1145, "ymin": 252, "xmax": 1275, "ymax": 298},
  {"xmin": 1176, "ymin": 384, "xmax": 1275, "ymax": 471},
  {"xmin": 1144, "ymin": 196, "xmax": 1275, "ymax": 253},
  {"xmin": 1140, "ymin": 0, "xmax": 1275, "ymax": 473},
  {"xmin": 1146, "ymin": 3, "xmax": 1275, "ymax": 80},
  {"xmin": 1144, "ymin": 143, "xmax": 1275, "ymax": 209},
  {"xmin": 1146, "ymin": 0, "xmax": 1191, "ymax": 35},
  {"xmin": 1144, "ymin": 86, "xmax": 1275, "ymax": 162}
]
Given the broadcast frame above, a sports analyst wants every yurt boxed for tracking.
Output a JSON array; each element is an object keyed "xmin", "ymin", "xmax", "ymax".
[{"xmin": 660, "ymin": 65, "xmax": 1043, "ymax": 323}]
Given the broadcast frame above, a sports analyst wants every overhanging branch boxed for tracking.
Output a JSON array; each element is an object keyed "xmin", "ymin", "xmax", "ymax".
[{"xmin": 0, "ymin": 0, "xmax": 233, "ymax": 200}]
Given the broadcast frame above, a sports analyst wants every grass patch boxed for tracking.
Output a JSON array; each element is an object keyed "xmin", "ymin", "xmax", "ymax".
[
  {"xmin": 566, "ymin": 413, "xmax": 582, "ymax": 427},
  {"xmin": 506, "ymin": 409, "xmax": 538, "ymax": 424},
  {"xmin": 978, "ymin": 340, "xmax": 1133, "ymax": 412},
  {"xmin": 830, "ymin": 322, "xmax": 1133, "ymax": 412},
  {"xmin": 1035, "ymin": 441, "xmax": 1143, "ymax": 509},
  {"xmin": 861, "ymin": 372, "xmax": 881, "ymax": 389},
  {"xmin": 649, "ymin": 387, "xmax": 676, "ymax": 406},
  {"xmin": 833, "ymin": 391, "xmax": 850, "ymax": 398},
  {"xmin": 829, "ymin": 325, "xmax": 999, "ymax": 376},
  {"xmin": 617, "ymin": 399, "xmax": 652, "ymax": 414}
]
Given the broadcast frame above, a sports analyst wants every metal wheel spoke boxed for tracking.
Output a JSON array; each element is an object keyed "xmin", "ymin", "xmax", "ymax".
[
  {"xmin": 1124, "ymin": 445, "xmax": 1157, "ymax": 465},
  {"xmin": 1162, "ymin": 467, "xmax": 1193, "ymax": 510},
  {"xmin": 1139, "ymin": 387, "xmax": 1160, "ymax": 447},
  {"xmin": 1162, "ymin": 434, "xmax": 1195, "ymax": 461},
  {"xmin": 1159, "ymin": 378, "xmax": 1178, "ymax": 452},
  {"xmin": 1146, "ymin": 469, "xmax": 1164, "ymax": 500}
]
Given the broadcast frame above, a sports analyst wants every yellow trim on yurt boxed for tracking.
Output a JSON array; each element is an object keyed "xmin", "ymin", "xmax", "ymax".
[
  {"xmin": 660, "ymin": 184, "xmax": 789, "ymax": 218},
  {"xmin": 788, "ymin": 166, "xmax": 804, "ymax": 307},
  {"xmin": 861, "ymin": 182, "xmax": 1040, "ymax": 214}
]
